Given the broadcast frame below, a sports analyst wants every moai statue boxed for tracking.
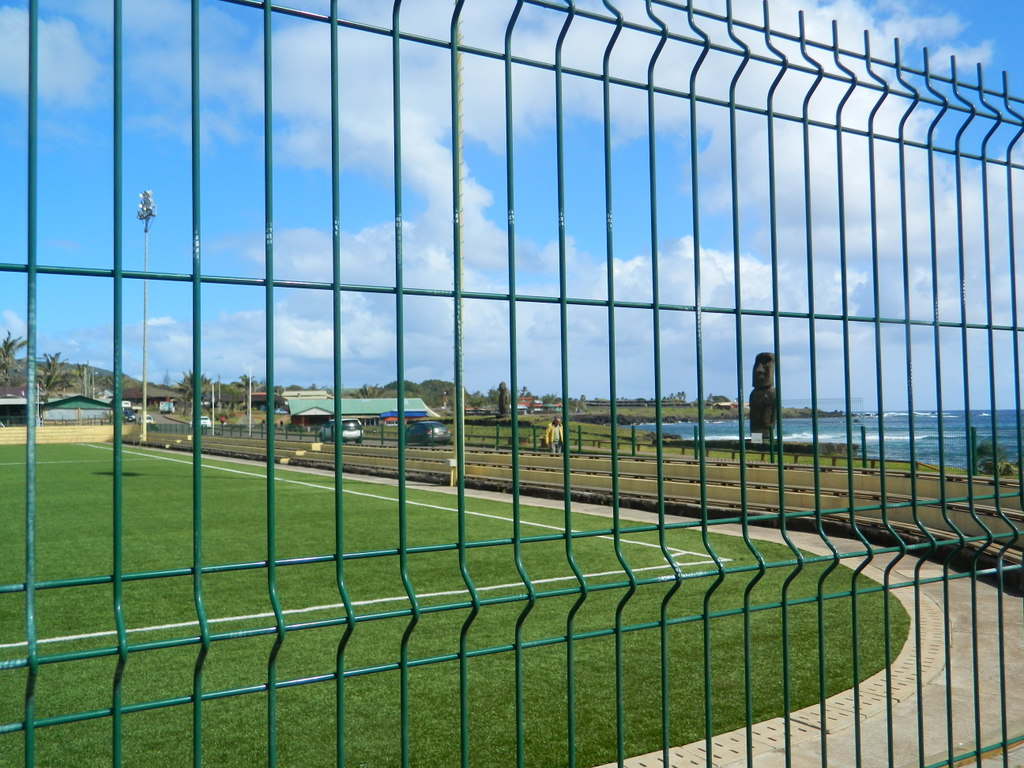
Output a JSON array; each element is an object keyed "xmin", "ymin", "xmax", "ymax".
[
  {"xmin": 497, "ymin": 381, "xmax": 510, "ymax": 417},
  {"xmin": 749, "ymin": 352, "xmax": 776, "ymax": 438}
]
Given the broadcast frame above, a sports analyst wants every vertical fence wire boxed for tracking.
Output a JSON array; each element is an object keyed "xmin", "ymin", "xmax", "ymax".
[
  {"xmin": 22, "ymin": 2, "xmax": 39, "ymax": 765},
  {"xmin": 973, "ymin": 62, "xmax": 1004, "ymax": 764},
  {"xmin": 501, "ymin": 7, "xmax": 535, "ymax": 767},
  {"xmin": 640, "ymin": 5, "xmax": 684, "ymax": 767},
  {"xmin": 851, "ymin": 28, "xmax": 887, "ymax": 764},
  {"xmin": 673, "ymin": 2, "xmax": 723, "ymax": 756},
  {"xmin": 260, "ymin": 3, "xmax": 286, "ymax": 764},
  {"xmin": 1009, "ymin": 75, "xmax": 1024, "ymax": 514},
  {"xmin": 922, "ymin": 48, "xmax": 962, "ymax": 765},
  {"xmin": 109, "ymin": 1, "xmax": 127, "ymax": 764},
  {"xmin": 950, "ymin": 56, "xmax": 986, "ymax": 767},
  {"xmin": 762, "ymin": 5, "xmax": 802, "ymax": 761},
  {"xmin": 599, "ymin": 6, "xmax": 635, "ymax": 766},
  {"xmin": 328, "ymin": 2, "xmax": 356, "ymax": 765},
  {"xmin": 189, "ymin": 3, "xmax": 210, "ymax": 765},
  {"xmin": 883, "ymin": 34, "xmax": 921, "ymax": 766},
  {"xmin": 797, "ymin": 16, "xmax": 839, "ymax": 766},
  {"xmin": 1000, "ymin": 73, "xmax": 1024, "ymax": 766},
  {"xmin": 188, "ymin": 3, "xmax": 211, "ymax": 766},
  {"xmin": 722, "ymin": 9, "xmax": 766, "ymax": 762},
  {"xmin": 448, "ymin": 7, "xmax": 482, "ymax": 766},
  {"xmin": 550, "ymin": 6, "xmax": 589, "ymax": 763},
  {"xmin": 390, "ymin": 5, "xmax": 419, "ymax": 766},
  {"xmin": 893, "ymin": 37, "xmax": 928, "ymax": 764}
]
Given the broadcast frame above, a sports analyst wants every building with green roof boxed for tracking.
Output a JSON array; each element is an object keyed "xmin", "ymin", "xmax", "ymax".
[{"xmin": 286, "ymin": 397, "xmax": 438, "ymax": 427}]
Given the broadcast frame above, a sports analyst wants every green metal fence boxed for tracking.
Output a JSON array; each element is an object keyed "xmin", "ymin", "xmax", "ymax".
[{"xmin": 4, "ymin": 1, "xmax": 1023, "ymax": 766}]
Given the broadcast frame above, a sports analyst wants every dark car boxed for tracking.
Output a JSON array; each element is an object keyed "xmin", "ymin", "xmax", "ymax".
[
  {"xmin": 318, "ymin": 418, "xmax": 363, "ymax": 444},
  {"xmin": 406, "ymin": 420, "xmax": 452, "ymax": 446}
]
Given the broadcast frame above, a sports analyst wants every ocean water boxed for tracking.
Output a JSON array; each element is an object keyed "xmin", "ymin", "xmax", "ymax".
[{"xmin": 638, "ymin": 410, "xmax": 1024, "ymax": 470}]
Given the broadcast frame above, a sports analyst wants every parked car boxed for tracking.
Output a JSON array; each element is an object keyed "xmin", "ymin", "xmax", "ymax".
[
  {"xmin": 123, "ymin": 408, "xmax": 136, "ymax": 423},
  {"xmin": 145, "ymin": 414, "xmax": 155, "ymax": 424},
  {"xmin": 199, "ymin": 416, "xmax": 212, "ymax": 428},
  {"xmin": 318, "ymin": 418, "xmax": 363, "ymax": 444},
  {"xmin": 406, "ymin": 420, "xmax": 452, "ymax": 446}
]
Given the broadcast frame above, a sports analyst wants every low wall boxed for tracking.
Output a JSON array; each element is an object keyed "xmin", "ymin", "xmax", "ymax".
[{"xmin": 0, "ymin": 424, "xmax": 133, "ymax": 446}]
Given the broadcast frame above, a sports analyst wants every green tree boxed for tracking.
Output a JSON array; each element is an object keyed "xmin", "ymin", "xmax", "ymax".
[
  {"xmin": 976, "ymin": 440, "xmax": 1017, "ymax": 477},
  {"xmin": 37, "ymin": 352, "xmax": 72, "ymax": 402},
  {"xmin": 176, "ymin": 370, "xmax": 212, "ymax": 418},
  {"xmin": 358, "ymin": 383, "xmax": 387, "ymax": 398},
  {"xmin": 230, "ymin": 373, "xmax": 256, "ymax": 413},
  {"xmin": 0, "ymin": 331, "xmax": 27, "ymax": 386}
]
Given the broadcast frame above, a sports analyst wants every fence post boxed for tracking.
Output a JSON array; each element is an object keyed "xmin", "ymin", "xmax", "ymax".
[
  {"xmin": 861, "ymin": 425, "xmax": 867, "ymax": 468},
  {"xmin": 631, "ymin": 424, "xmax": 636, "ymax": 457},
  {"xmin": 576, "ymin": 424, "xmax": 581, "ymax": 453},
  {"xmin": 495, "ymin": 424, "xmax": 500, "ymax": 450},
  {"xmin": 969, "ymin": 426, "xmax": 977, "ymax": 475},
  {"xmin": 532, "ymin": 423, "xmax": 537, "ymax": 451}
]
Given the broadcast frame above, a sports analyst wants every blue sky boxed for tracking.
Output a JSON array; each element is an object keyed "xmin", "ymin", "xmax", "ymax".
[{"xmin": 1, "ymin": 0, "xmax": 1022, "ymax": 410}]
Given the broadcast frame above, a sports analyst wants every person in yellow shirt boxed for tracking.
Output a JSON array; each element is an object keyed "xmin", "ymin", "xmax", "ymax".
[{"xmin": 544, "ymin": 416, "xmax": 564, "ymax": 454}]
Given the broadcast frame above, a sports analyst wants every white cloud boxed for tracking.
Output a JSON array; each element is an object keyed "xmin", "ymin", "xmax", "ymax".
[
  {"xmin": 1, "ymin": 310, "xmax": 27, "ymax": 339},
  {"xmin": 0, "ymin": 6, "xmax": 102, "ymax": 106}
]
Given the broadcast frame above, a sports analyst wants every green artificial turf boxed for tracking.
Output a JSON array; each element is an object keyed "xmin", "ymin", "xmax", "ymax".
[{"xmin": 0, "ymin": 443, "xmax": 909, "ymax": 767}]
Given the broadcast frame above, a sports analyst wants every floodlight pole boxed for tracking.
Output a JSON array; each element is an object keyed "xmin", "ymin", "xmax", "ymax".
[{"xmin": 137, "ymin": 191, "xmax": 156, "ymax": 442}]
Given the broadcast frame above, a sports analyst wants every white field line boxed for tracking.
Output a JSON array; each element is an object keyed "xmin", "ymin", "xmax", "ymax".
[
  {"xmin": 0, "ymin": 444, "xmax": 729, "ymax": 652},
  {"xmin": 82, "ymin": 443, "xmax": 718, "ymax": 562},
  {"xmin": 0, "ymin": 458, "xmax": 112, "ymax": 467},
  {"xmin": 1, "ymin": 562, "xmax": 694, "ymax": 651}
]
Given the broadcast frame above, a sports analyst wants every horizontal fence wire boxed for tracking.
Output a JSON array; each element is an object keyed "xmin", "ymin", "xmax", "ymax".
[{"xmin": 3, "ymin": 1, "xmax": 1022, "ymax": 767}]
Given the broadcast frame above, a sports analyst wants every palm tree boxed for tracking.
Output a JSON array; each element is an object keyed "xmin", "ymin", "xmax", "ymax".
[
  {"xmin": 229, "ymin": 373, "xmax": 257, "ymax": 418},
  {"xmin": 976, "ymin": 439, "xmax": 1017, "ymax": 477},
  {"xmin": 0, "ymin": 332, "xmax": 27, "ymax": 386},
  {"xmin": 358, "ymin": 383, "xmax": 386, "ymax": 398},
  {"xmin": 176, "ymin": 370, "xmax": 212, "ymax": 418},
  {"xmin": 37, "ymin": 352, "xmax": 72, "ymax": 402}
]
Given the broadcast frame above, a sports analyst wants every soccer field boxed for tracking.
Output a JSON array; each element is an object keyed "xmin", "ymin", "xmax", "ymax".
[{"xmin": 1, "ymin": 443, "xmax": 907, "ymax": 767}]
